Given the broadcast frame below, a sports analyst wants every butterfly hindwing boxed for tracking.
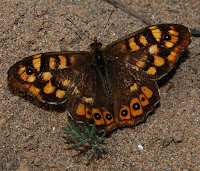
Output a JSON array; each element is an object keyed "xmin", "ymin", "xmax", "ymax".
[
  {"xmin": 107, "ymin": 59, "xmax": 160, "ymax": 128},
  {"xmin": 66, "ymin": 66, "xmax": 117, "ymax": 131}
]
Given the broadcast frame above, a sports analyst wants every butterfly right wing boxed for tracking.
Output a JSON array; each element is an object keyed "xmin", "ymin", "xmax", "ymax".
[
  {"xmin": 8, "ymin": 51, "xmax": 117, "ymax": 131},
  {"xmin": 8, "ymin": 52, "xmax": 90, "ymax": 104}
]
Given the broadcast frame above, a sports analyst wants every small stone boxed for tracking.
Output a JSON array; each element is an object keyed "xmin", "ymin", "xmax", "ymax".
[{"xmin": 138, "ymin": 144, "xmax": 143, "ymax": 150}]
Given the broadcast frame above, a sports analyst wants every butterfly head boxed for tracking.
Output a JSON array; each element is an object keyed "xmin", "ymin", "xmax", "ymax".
[
  {"xmin": 91, "ymin": 37, "xmax": 103, "ymax": 50},
  {"xmin": 90, "ymin": 38, "xmax": 107, "ymax": 68}
]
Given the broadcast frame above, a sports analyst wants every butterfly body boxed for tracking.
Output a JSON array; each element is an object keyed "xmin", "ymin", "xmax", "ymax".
[{"xmin": 8, "ymin": 24, "xmax": 191, "ymax": 132}]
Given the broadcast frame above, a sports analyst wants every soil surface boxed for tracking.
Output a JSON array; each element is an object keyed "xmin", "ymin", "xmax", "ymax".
[{"xmin": 1, "ymin": 0, "xmax": 199, "ymax": 170}]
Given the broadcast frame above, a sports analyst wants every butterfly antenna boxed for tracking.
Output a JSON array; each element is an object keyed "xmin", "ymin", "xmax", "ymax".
[
  {"xmin": 190, "ymin": 28, "xmax": 200, "ymax": 37},
  {"xmin": 98, "ymin": 10, "xmax": 114, "ymax": 41},
  {"xmin": 66, "ymin": 18, "xmax": 93, "ymax": 41}
]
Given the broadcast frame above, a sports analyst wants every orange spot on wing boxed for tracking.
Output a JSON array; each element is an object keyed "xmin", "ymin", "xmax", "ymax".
[
  {"xmin": 150, "ymin": 26, "xmax": 162, "ymax": 42},
  {"xmin": 139, "ymin": 35, "xmax": 148, "ymax": 45},
  {"xmin": 43, "ymin": 72, "xmax": 52, "ymax": 81},
  {"xmin": 43, "ymin": 81, "xmax": 55, "ymax": 94},
  {"xmin": 32, "ymin": 55, "xmax": 41, "ymax": 72},
  {"xmin": 130, "ymin": 98, "xmax": 143, "ymax": 117},
  {"xmin": 169, "ymin": 30, "xmax": 179, "ymax": 36},
  {"xmin": 129, "ymin": 37, "xmax": 140, "ymax": 51},
  {"xmin": 20, "ymin": 72, "xmax": 29, "ymax": 81},
  {"xmin": 29, "ymin": 85, "xmax": 40, "ymax": 96},
  {"xmin": 149, "ymin": 26, "xmax": 157, "ymax": 30},
  {"xmin": 165, "ymin": 41, "xmax": 174, "ymax": 48},
  {"xmin": 19, "ymin": 66, "xmax": 36, "ymax": 82},
  {"xmin": 130, "ymin": 83, "xmax": 138, "ymax": 92},
  {"xmin": 73, "ymin": 86, "xmax": 80, "ymax": 94},
  {"xmin": 154, "ymin": 55, "xmax": 165, "ymax": 66},
  {"xmin": 119, "ymin": 106, "xmax": 131, "ymax": 120},
  {"xmin": 76, "ymin": 103, "xmax": 85, "ymax": 116},
  {"xmin": 26, "ymin": 74, "xmax": 36, "ymax": 82},
  {"xmin": 58, "ymin": 55, "xmax": 67, "ymax": 69},
  {"xmin": 149, "ymin": 45, "xmax": 159, "ymax": 54},
  {"xmin": 167, "ymin": 51, "xmax": 177, "ymax": 62},
  {"xmin": 139, "ymin": 94, "xmax": 149, "ymax": 106},
  {"xmin": 62, "ymin": 79, "xmax": 71, "ymax": 87},
  {"xmin": 56, "ymin": 89, "xmax": 65, "ymax": 98},
  {"xmin": 22, "ymin": 83, "xmax": 31, "ymax": 89},
  {"xmin": 49, "ymin": 57, "xmax": 56, "ymax": 69},
  {"xmin": 33, "ymin": 54, "xmax": 42, "ymax": 59},
  {"xmin": 86, "ymin": 107, "xmax": 93, "ymax": 119},
  {"xmin": 92, "ymin": 108, "xmax": 105, "ymax": 125},
  {"xmin": 21, "ymin": 83, "xmax": 42, "ymax": 99},
  {"xmin": 116, "ymin": 106, "xmax": 134, "ymax": 127},
  {"xmin": 20, "ymin": 72, "xmax": 29, "ymax": 80},
  {"xmin": 103, "ymin": 111, "xmax": 114, "ymax": 125},
  {"xmin": 106, "ymin": 123, "xmax": 117, "ymax": 132},
  {"xmin": 147, "ymin": 66, "xmax": 157, "ymax": 75},
  {"xmin": 167, "ymin": 51, "xmax": 178, "ymax": 67},
  {"xmin": 18, "ymin": 66, "xmax": 26, "ymax": 74},
  {"xmin": 170, "ymin": 35, "xmax": 179, "ymax": 43},
  {"xmin": 141, "ymin": 86, "xmax": 153, "ymax": 99},
  {"xmin": 136, "ymin": 61, "xmax": 145, "ymax": 68},
  {"xmin": 83, "ymin": 97, "xmax": 94, "ymax": 104},
  {"xmin": 174, "ymin": 46, "xmax": 181, "ymax": 52}
]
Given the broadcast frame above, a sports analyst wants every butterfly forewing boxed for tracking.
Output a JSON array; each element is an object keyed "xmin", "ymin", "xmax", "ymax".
[
  {"xmin": 8, "ymin": 52, "xmax": 90, "ymax": 104},
  {"xmin": 105, "ymin": 24, "xmax": 191, "ymax": 80}
]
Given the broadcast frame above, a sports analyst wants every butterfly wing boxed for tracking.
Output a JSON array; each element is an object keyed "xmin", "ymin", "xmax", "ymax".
[
  {"xmin": 8, "ymin": 51, "xmax": 116, "ymax": 131},
  {"xmin": 8, "ymin": 52, "xmax": 90, "ymax": 104},
  {"xmin": 103, "ymin": 24, "xmax": 191, "ymax": 128},
  {"xmin": 105, "ymin": 24, "xmax": 191, "ymax": 80},
  {"xmin": 64, "ymin": 64, "xmax": 117, "ymax": 131},
  {"xmin": 108, "ymin": 60, "xmax": 160, "ymax": 128}
]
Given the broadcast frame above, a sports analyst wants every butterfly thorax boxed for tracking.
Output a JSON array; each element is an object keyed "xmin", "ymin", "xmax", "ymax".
[{"xmin": 91, "ymin": 41, "xmax": 106, "ymax": 72}]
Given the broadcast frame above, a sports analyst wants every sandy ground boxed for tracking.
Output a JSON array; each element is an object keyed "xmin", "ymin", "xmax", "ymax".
[{"xmin": 0, "ymin": 0, "xmax": 200, "ymax": 170}]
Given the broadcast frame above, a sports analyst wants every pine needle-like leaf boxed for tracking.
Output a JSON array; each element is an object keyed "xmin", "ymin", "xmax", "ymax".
[
  {"xmin": 87, "ymin": 149, "xmax": 95, "ymax": 159},
  {"xmin": 71, "ymin": 121, "xmax": 81, "ymax": 135},
  {"xmin": 83, "ymin": 124, "xmax": 91, "ymax": 137},
  {"xmin": 71, "ymin": 140, "xmax": 89, "ymax": 148},
  {"xmin": 99, "ymin": 131, "xmax": 107, "ymax": 143},
  {"xmin": 90, "ymin": 123, "xmax": 96, "ymax": 138},
  {"xmin": 63, "ymin": 121, "xmax": 108, "ymax": 159}
]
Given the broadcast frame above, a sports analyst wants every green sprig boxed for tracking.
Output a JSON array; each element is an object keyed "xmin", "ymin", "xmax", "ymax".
[{"xmin": 62, "ymin": 121, "xmax": 108, "ymax": 159}]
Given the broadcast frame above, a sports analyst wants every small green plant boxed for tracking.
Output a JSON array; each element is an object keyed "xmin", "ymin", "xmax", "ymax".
[{"xmin": 62, "ymin": 121, "xmax": 108, "ymax": 159}]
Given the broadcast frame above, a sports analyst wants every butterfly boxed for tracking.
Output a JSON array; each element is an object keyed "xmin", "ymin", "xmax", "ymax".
[{"xmin": 8, "ymin": 24, "xmax": 191, "ymax": 132}]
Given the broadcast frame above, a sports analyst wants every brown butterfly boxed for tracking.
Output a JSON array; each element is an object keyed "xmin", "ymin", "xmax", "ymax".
[{"xmin": 8, "ymin": 24, "xmax": 191, "ymax": 132}]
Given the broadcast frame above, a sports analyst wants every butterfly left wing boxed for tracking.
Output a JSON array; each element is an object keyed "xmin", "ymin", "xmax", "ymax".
[
  {"xmin": 105, "ymin": 24, "xmax": 191, "ymax": 80},
  {"xmin": 102, "ymin": 24, "xmax": 191, "ymax": 129},
  {"xmin": 106, "ymin": 60, "xmax": 160, "ymax": 128}
]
